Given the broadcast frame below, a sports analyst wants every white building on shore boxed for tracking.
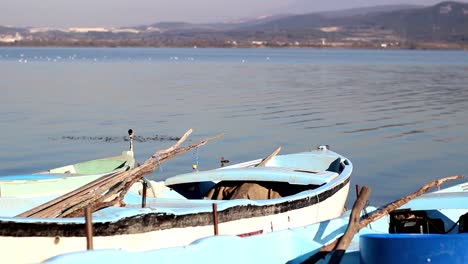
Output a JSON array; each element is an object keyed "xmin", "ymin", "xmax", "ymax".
[{"xmin": 0, "ymin": 33, "xmax": 23, "ymax": 43}]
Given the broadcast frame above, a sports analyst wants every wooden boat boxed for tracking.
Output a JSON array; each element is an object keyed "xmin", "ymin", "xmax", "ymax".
[
  {"xmin": 43, "ymin": 180, "xmax": 468, "ymax": 264},
  {"xmin": 358, "ymin": 181, "xmax": 468, "ymax": 264},
  {"xmin": 0, "ymin": 131, "xmax": 135, "ymax": 198},
  {"xmin": 0, "ymin": 146, "xmax": 352, "ymax": 264}
]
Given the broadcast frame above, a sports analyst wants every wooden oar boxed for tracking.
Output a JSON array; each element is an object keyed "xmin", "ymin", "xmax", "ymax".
[{"xmin": 256, "ymin": 146, "xmax": 281, "ymax": 167}]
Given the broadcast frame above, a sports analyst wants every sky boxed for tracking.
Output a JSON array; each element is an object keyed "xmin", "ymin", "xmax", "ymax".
[{"xmin": 2, "ymin": 0, "xmax": 468, "ymax": 28}]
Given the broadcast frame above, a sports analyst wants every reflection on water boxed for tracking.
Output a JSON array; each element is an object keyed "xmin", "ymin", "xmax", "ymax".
[{"xmin": 1, "ymin": 48, "xmax": 468, "ymax": 206}]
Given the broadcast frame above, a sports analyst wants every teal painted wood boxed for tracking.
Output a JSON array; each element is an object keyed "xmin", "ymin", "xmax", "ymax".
[
  {"xmin": 43, "ymin": 181, "xmax": 468, "ymax": 264},
  {"xmin": 165, "ymin": 167, "xmax": 338, "ymax": 186},
  {"xmin": 1, "ymin": 148, "xmax": 351, "ymax": 218},
  {"xmin": 0, "ymin": 150, "xmax": 135, "ymax": 198},
  {"xmin": 0, "ymin": 147, "xmax": 353, "ymax": 263}
]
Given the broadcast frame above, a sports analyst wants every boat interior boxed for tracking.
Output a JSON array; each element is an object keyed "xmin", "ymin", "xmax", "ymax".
[
  {"xmin": 46, "ymin": 153, "xmax": 134, "ymax": 175},
  {"xmin": 163, "ymin": 153, "xmax": 347, "ymax": 201},
  {"xmin": 389, "ymin": 208, "xmax": 468, "ymax": 234}
]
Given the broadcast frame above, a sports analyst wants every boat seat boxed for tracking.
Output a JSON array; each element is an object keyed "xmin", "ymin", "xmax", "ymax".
[{"xmin": 49, "ymin": 165, "xmax": 77, "ymax": 174}]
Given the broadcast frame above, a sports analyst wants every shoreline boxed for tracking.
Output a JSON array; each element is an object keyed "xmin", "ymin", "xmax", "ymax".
[{"xmin": 1, "ymin": 43, "xmax": 468, "ymax": 51}]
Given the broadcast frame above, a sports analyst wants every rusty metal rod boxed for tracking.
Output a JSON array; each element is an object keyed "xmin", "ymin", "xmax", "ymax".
[
  {"xmin": 220, "ymin": 157, "xmax": 229, "ymax": 167},
  {"xmin": 84, "ymin": 207, "xmax": 93, "ymax": 250},
  {"xmin": 212, "ymin": 203, "xmax": 219, "ymax": 235},
  {"xmin": 142, "ymin": 181, "xmax": 147, "ymax": 208}
]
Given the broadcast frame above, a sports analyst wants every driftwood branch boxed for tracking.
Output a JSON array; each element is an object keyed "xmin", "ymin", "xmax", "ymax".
[
  {"xmin": 303, "ymin": 175, "xmax": 464, "ymax": 264},
  {"xmin": 17, "ymin": 129, "xmax": 224, "ymax": 218},
  {"xmin": 328, "ymin": 186, "xmax": 371, "ymax": 264},
  {"xmin": 256, "ymin": 146, "xmax": 281, "ymax": 167},
  {"xmin": 359, "ymin": 175, "xmax": 463, "ymax": 227}
]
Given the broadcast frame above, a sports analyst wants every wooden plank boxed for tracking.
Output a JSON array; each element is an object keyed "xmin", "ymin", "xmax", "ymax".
[{"xmin": 256, "ymin": 146, "xmax": 281, "ymax": 167}]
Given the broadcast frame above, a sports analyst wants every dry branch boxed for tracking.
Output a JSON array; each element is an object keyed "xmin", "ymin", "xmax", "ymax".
[
  {"xmin": 359, "ymin": 175, "xmax": 463, "ymax": 227},
  {"xmin": 328, "ymin": 186, "xmax": 371, "ymax": 264},
  {"xmin": 17, "ymin": 129, "xmax": 223, "ymax": 218},
  {"xmin": 303, "ymin": 175, "xmax": 464, "ymax": 264}
]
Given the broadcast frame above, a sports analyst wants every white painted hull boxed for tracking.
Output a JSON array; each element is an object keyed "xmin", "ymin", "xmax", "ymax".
[
  {"xmin": 0, "ymin": 148, "xmax": 352, "ymax": 264},
  {"xmin": 0, "ymin": 181, "xmax": 349, "ymax": 263},
  {"xmin": 44, "ymin": 181, "xmax": 468, "ymax": 264}
]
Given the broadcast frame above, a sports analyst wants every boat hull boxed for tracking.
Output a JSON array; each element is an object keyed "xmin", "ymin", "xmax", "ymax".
[
  {"xmin": 43, "ymin": 181, "xmax": 468, "ymax": 264},
  {"xmin": 0, "ymin": 151, "xmax": 134, "ymax": 198},
  {"xmin": 0, "ymin": 181, "xmax": 349, "ymax": 263},
  {"xmin": 0, "ymin": 148, "xmax": 352, "ymax": 263}
]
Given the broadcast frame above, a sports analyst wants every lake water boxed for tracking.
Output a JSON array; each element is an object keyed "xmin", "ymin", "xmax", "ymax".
[{"xmin": 1, "ymin": 47, "xmax": 467, "ymax": 206}]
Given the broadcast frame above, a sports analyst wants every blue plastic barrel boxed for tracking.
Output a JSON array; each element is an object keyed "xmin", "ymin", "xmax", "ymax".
[{"xmin": 360, "ymin": 233, "xmax": 468, "ymax": 264}]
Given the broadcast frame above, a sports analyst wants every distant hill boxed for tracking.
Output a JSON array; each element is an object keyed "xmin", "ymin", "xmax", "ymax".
[
  {"xmin": 0, "ymin": 26, "xmax": 27, "ymax": 34},
  {"xmin": 138, "ymin": 22, "xmax": 219, "ymax": 32},
  {"xmin": 289, "ymin": 4, "xmax": 422, "ymax": 18},
  {"xmin": 1, "ymin": 1, "xmax": 468, "ymax": 48},
  {"xmin": 280, "ymin": 0, "xmax": 420, "ymax": 14},
  {"xmin": 228, "ymin": 1, "xmax": 468, "ymax": 42},
  {"xmin": 371, "ymin": 1, "xmax": 468, "ymax": 41}
]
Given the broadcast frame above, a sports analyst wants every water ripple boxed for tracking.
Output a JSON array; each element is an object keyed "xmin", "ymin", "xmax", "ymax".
[{"xmin": 343, "ymin": 122, "xmax": 423, "ymax": 134}]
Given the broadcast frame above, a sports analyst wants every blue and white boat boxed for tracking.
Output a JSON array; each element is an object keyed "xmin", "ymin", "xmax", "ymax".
[
  {"xmin": 0, "ymin": 146, "xmax": 352, "ymax": 264},
  {"xmin": 43, "ymin": 180, "xmax": 468, "ymax": 264},
  {"xmin": 0, "ymin": 130, "xmax": 136, "ymax": 198}
]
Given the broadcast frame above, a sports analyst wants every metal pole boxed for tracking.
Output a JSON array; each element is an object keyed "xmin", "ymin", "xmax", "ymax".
[
  {"xmin": 220, "ymin": 157, "xmax": 229, "ymax": 167},
  {"xmin": 128, "ymin": 129, "xmax": 134, "ymax": 154},
  {"xmin": 142, "ymin": 181, "xmax": 147, "ymax": 208},
  {"xmin": 84, "ymin": 207, "xmax": 93, "ymax": 250},
  {"xmin": 212, "ymin": 203, "xmax": 219, "ymax": 235}
]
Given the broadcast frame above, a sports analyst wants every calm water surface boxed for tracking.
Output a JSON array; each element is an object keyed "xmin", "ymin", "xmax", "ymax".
[{"xmin": 1, "ymin": 47, "xmax": 467, "ymax": 206}]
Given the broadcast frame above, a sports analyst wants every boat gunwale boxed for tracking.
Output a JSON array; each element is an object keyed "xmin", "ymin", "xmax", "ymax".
[{"xmin": 0, "ymin": 175, "xmax": 351, "ymax": 237}]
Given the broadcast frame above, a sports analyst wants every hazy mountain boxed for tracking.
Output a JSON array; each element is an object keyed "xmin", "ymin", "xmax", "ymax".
[
  {"xmin": 282, "ymin": 0, "xmax": 422, "ymax": 15},
  {"xmin": 1, "ymin": 1, "xmax": 468, "ymax": 47},
  {"xmin": 227, "ymin": 1, "xmax": 468, "ymax": 42},
  {"xmin": 133, "ymin": 15, "xmax": 296, "ymax": 33},
  {"xmin": 0, "ymin": 26, "xmax": 28, "ymax": 34},
  {"xmin": 370, "ymin": 1, "xmax": 468, "ymax": 41},
  {"xmin": 142, "ymin": 22, "xmax": 219, "ymax": 32},
  {"xmin": 316, "ymin": 5, "xmax": 422, "ymax": 18}
]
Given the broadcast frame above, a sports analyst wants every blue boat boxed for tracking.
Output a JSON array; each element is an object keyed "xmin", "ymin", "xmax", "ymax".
[
  {"xmin": 0, "ymin": 145, "xmax": 352, "ymax": 264},
  {"xmin": 43, "ymin": 180, "xmax": 468, "ymax": 264},
  {"xmin": 0, "ymin": 130, "xmax": 135, "ymax": 198}
]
